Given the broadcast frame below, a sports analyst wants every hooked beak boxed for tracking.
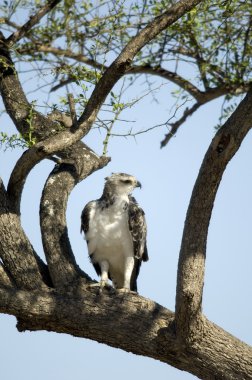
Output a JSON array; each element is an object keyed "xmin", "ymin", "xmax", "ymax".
[{"xmin": 136, "ymin": 180, "xmax": 142, "ymax": 189}]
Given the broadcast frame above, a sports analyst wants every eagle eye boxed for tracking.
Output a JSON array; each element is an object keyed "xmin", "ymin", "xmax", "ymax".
[{"xmin": 121, "ymin": 179, "xmax": 132, "ymax": 184}]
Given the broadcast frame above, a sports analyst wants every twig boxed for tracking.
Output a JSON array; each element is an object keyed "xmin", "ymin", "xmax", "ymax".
[
  {"xmin": 6, "ymin": 0, "xmax": 62, "ymax": 47},
  {"xmin": 160, "ymin": 102, "xmax": 201, "ymax": 148},
  {"xmin": 67, "ymin": 93, "xmax": 77, "ymax": 128}
]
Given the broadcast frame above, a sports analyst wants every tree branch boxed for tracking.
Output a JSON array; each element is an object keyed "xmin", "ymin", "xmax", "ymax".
[
  {"xmin": 128, "ymin": 65, "xmax": 204, "ymax": 101},
  {"xmin": 1, "ymin": 0, "xmax": 204, "ymax": 183},
  {"xmin": 77, "ymin": 0, "xmax": 204, "ymax": 131},
  {"xmin": 23, "ymin": 45, "xmax": 203, "ymax": 101},
  {"xmin": 0, "ymin": 178, "xmax": 49, "ymax": 289},
  {"xmin": 7, "ymin": 148, "xmax": 47, "ymax": 213},
  {"xmin": 0, "ymin": 285, "xmax": 251, "ymax": 379},
  {"xmin": 21, "ymin": 45, "xmax": 105, "ymax": 71},
  {"xmin": 40, "ymin": 142, "xmax": 110, "ymax": 288},
  {"xmin": 187, "ymin": 13, "xmax": 209, "ymax": 90},
  {"xmin": 6, "ymin": 0, "xmax": 62, "ymax": 47},
  {"xmin": 175, "ymin": 87, "xmax": 252, "ymax": 341},
  {"xmin": 160, "ymin": 102, "xmax": 202, "ymax": 148},
  {"xmin": 0, "ymin": 262, "xmax": 14, "ymax": 287},
  {"xmin": 0, "ymin": 33, "xmax": 64, "ymax": 141}
]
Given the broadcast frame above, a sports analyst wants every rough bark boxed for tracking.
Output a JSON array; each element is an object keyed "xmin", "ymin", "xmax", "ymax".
[
  {"xmin": 40, "ymin": 142, "xmax": 110, "ymax": 288},
  {"xmin": 0, "ymin": 179, "xmax": 49, "ymax": 289},
  {"xmin": 0, "ymin": 285, "xmax": 251, "ymax": 380},
  {"xmin": 0, "ymin": 263, "xmax": 14, "ymax": 287},
  {"xmin": 176, "ymin": 86, "xmax": 252, "ymax": 341}
]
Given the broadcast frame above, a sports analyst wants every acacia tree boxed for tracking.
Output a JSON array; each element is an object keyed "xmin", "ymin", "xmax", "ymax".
[{"xmin": 0, "ymin": 1, "xmax": 252, "ymax": 379}]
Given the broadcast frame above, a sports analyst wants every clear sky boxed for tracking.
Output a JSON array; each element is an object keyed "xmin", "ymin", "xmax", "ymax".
[{"xmin": 1, "ymin": 13, "xmax": 252, "ymax": 380}]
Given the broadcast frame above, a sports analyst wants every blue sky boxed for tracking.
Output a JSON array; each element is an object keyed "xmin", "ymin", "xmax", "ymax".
[{"xmin": 0, "ymin": 6, "xmax": 252, "ymax": 378}]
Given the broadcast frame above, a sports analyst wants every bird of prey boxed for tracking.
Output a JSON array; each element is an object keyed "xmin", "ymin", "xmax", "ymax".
[{"xmin": 81, "ymin": 173, "xmax": 148, "ymax": 292}]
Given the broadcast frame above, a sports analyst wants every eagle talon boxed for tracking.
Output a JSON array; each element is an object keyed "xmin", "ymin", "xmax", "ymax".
[{"xmin": 88, "ymin": 280, "xmax": 110, "ymax": 292}]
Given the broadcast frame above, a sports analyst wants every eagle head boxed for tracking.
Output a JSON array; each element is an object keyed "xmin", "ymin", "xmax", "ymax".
[{"xmin": 104, "ymin": 173, "xmax": 142, "ymax": 195}]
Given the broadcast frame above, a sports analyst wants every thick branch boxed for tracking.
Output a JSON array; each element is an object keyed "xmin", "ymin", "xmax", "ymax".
[
  {"xmin": 0, "ymin": 263, "xmax": 14, "ymax": 287},
  {"xmin": 175, "ymin": 87, "xmax": 252, "ymax": 340},
  {"xmin": 6, "ymin": 0, "xmax": 62, "ymax": 47},
  {"xmin": 0, "ymin": 178, "xmax": 49, "ymax": 289},
  {"xmin": 40, "ymin": 142, "xmax": 110, "ymax": 288},
  {"xmin": 7, "ymin": 147, "xmax": 47, "ymax": 213},
  {"xmin": 1, "ymin": 285, "xmax": 251, "ymax": 379},
  {"xmin": 0, "ymin": 34, "xmax": 63, "ymax": 141}
]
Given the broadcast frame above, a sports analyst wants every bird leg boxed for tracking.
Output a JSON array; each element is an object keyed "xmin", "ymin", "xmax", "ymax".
[
  {"xmin": 89, "ymin": 260, "xmax": 110, "ymax": 292},
  {"xmin": 117, "ymin": 257, "xmax": 135, "ymax": 293}
]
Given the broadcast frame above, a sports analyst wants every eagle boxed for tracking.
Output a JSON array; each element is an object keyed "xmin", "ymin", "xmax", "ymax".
[{"xmin": 81, "ymin": 173, "xmax": 148, "ymax": 292}]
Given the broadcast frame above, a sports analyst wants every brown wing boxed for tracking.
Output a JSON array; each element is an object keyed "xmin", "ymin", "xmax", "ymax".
[
  {"xmin": 80, "ymin": 201, "xmax": 94, "ymax": 234},
  {"xmin": 128, "ymin": 197, "xmax": 148, "ymax": 262},
  {"xmin": 128, "ymin": 197, "xmax": 148, "ymax": 291},
  {"xmin": 80, "ymin": 201, "xmax": 102, "ymax": 277}
]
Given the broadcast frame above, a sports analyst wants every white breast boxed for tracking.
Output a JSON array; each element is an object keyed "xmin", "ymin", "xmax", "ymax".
[{"xmin": 85, "ymin": 198, "xmax": 134, "ymax": 280}]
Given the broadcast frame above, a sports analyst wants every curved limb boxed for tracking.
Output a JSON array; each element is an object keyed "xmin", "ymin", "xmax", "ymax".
[
  {"xmin": 0, "ymin": 178, "xmax": 48, "ymax": 289},
  {"xmin": 175, "ymin": 87, "xmax": 252, "ymax": 342},
  {"xmin": 0, "ymin": 262, "xmax": 15, "ymax": 288},
  {"xmin": 40, "ymin": 142, "xmax": 110, "ymax": 289}
]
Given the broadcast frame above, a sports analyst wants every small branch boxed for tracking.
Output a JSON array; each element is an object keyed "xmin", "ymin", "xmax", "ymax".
[
  {"xmin": 21, "ymin": 45, "xmax": 105, "ymax": 71},
  {"xmin": 187, "ymin": 14, "xmax": 209, "ymax": 89},
  {"xmin": 20, "ymin": 43, "xmax": 249, "ymax": 109},
  {"xmin": 169, "ymin": 47, "xmax": 227, "ymax": 80},
  {"xmin": 51, "ymin": 78, "xmax": 74, "ymax": 92},
  {"xmin": 6, "ymin": 0, "xmax": 62, "ymax": 47},
  {"xmin": 26, "ymin": 45, "xmax": 203, "ymax": 101},
  {"xmin": 160, "ymin": 103, "xmax": 201, "ymax": 148},
  {"xmin": 77, "ymin": 0, "xmax": 204, "ymax": 133},
  {"xmin": 240, "ymin": 15, "xmax": 252, "ymax": 77},
  {"xmin": 129, "ymin": 65, "xmax": 204, "ymax": 102},
  {"xmin": 175, "ymin": 87, "xmax": 252, "ymax": 341},
  {"xmin": 3, "ymin": 0, "xmax": 206, "ymax": 163},
  {"xmin": 67, "ymin": 93, "xmax": 77, "ymax": 128}
]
